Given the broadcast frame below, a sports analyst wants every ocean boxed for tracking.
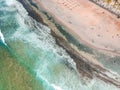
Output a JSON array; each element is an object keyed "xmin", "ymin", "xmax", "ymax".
[{"xmin": 0, "ymin": 0, "xmax": 119, "ymax": 90}]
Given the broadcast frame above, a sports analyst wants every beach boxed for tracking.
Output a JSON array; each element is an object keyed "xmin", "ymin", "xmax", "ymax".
[
  {"xmin": 0, "ymin": 0, "xmax": 120, "ymax": 89},
  {"xmin": 17, "ymin": 0, "xmax": 120, "ymax": 88},
  {"xmin": 33, "ymin": 0, "xmax": 120, "ymax": 55}
]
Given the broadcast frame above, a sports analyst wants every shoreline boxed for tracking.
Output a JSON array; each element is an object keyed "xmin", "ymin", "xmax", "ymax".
[
  {"xmin": 17, "ymin": 0, "xmax": 120, "ymax": 88},
  {"xmin": 20, "ymin": 0, "xmax": 120, "ymax": 56}
]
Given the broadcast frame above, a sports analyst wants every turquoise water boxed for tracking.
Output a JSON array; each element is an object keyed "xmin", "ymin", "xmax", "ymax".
[
  {"xmin": 0, "ymin": 0, "xmax": 79, "ymax": 89},
  {"xmin": 0, "ymin": 0, "xmax": 119, "ymax": 90}
]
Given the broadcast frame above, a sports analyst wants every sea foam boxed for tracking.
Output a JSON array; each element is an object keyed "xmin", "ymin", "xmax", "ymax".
[
  {"xmin": 0, "ymin": 30, "xmax": 7, "ymax": 45},
  {"xmin": 51, "ymin": 84, "xmax": 63, "ymax": 90}
]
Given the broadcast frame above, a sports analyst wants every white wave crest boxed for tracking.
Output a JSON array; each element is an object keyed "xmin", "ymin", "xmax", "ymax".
[
  {"xmin": 5, "ymin": 0, "xmax": 15, "ymax": 6},
  {"xmin": 51, "ymin": 84, "xmax": 63, "ymax": 90},
  {"xmin": 0, "ymin": 30, "xmax": 7, "ymax": 45}
]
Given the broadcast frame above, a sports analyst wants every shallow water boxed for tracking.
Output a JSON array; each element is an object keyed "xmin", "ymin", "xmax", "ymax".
[{"xmin": 0, "ymin": 0, "xmax": 119, "ymax": 90}]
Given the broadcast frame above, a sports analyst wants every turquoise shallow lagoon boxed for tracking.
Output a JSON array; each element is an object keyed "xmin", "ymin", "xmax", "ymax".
[{"xmin": 0, "ymin": 0, "xmax": 119, "ymax": 90}]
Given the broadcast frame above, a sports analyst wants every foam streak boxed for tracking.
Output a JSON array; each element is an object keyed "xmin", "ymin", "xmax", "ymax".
[{"xmin": 0, "ymin": 30, "xmax": 7, "ymax": 45}]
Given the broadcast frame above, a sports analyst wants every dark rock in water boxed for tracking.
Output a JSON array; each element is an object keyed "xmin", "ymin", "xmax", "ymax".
[{"xmin": 17, "ymin": 0, "xmax": 47, "ymax": 25}]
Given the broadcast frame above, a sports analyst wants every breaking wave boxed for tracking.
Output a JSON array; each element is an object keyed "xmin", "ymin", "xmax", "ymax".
[{"xmin": 0, "ymin": 29, "xmax": 7, "ymax": 45}]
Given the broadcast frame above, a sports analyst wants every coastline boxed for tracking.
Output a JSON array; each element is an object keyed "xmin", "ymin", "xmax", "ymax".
[{"xmin": 17, "ymin": 0, "xmax": 120, "ymax": 88}]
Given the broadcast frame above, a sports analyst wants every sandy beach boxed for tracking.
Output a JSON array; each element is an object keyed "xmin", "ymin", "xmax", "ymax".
[
  {"xmin": 32, "ymin": 0, "xmax": 120, "ymax": 55},
  {"xmin": 17, "ymin": 0, "xmax": 120, "ymax": 88},
  {"xmin": 1, "ymin": 0, "xmax": 120, "ymax": 89}
]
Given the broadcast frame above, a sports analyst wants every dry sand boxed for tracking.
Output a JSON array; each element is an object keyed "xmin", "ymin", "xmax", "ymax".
[{"xmin": 33, "ymin": 0, "xmax": 120, "ymax": 54}]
